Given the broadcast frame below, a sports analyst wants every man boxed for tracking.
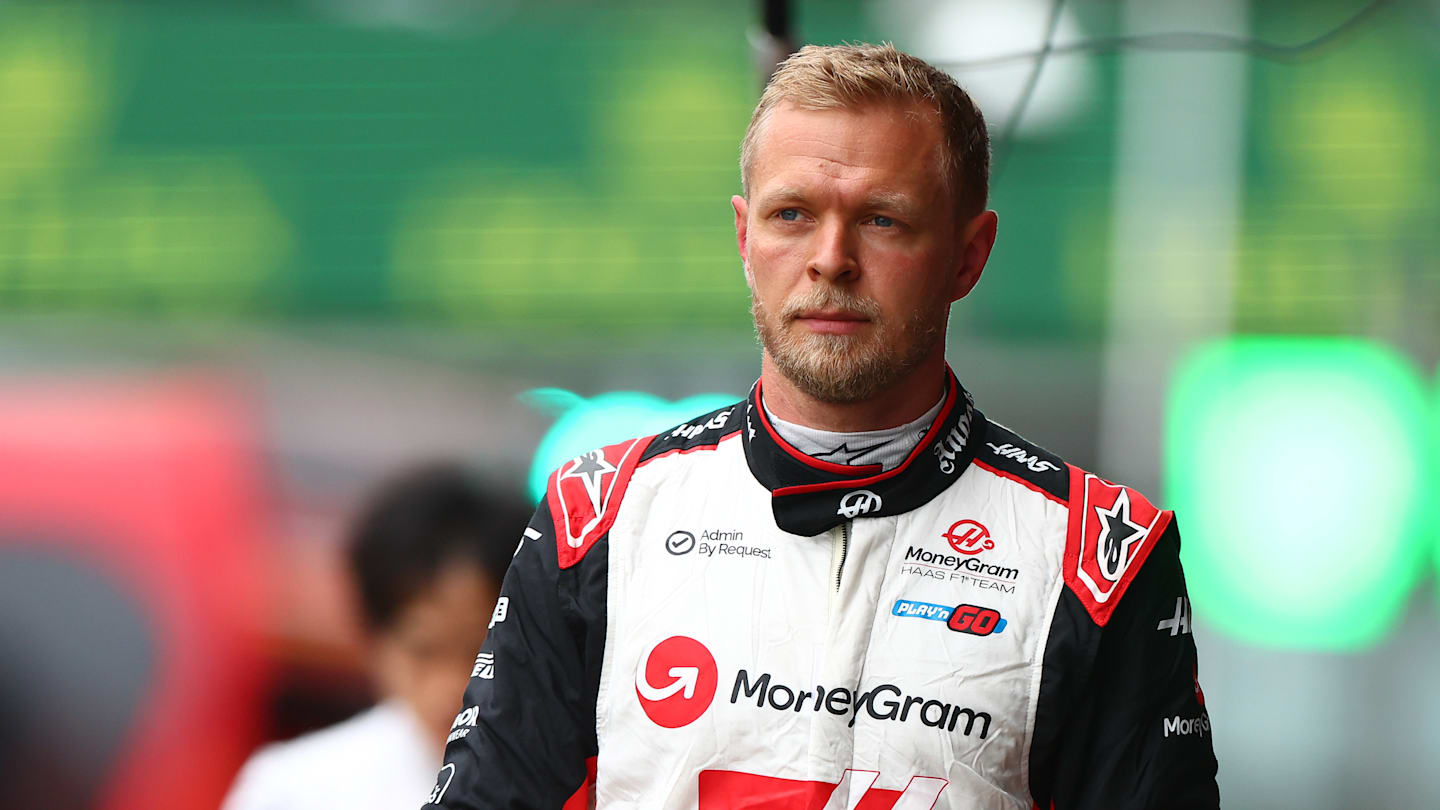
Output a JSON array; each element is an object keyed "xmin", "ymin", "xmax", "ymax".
[
  {"xmin": 224, "ymin": 465, "xmax": 527, "ymax": 810},
  {"xmin": 425, "ymin": 43, "xmax": 1219, "ymax": 809}
]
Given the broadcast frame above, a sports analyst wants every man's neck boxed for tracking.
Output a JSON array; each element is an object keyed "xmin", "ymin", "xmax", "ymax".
[{"xmin": 759, "ymin": 351, "xmax": 950, "ymax": 432}]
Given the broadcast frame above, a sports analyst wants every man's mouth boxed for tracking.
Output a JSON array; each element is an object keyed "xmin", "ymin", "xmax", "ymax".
[{"xmin": 793, "ymin": 310, "xmax": 870, "ymax": 335}]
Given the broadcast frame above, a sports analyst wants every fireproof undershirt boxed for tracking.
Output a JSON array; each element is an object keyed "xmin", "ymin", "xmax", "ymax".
[{"xmin": 762, "ymin": 394, "xmax": 945, "ymax": 471}]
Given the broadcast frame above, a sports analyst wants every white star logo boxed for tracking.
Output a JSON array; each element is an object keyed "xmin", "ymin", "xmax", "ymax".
[
  {"xmin": 1094, "ymin": 488, "xmax": 1147, "ymax": 582},
  {"xmin": 560, "ymin": 450, "xmax": 617, "ymax": 516}
]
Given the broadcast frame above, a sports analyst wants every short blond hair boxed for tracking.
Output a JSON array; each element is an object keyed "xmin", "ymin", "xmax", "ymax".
[{"xmin": 740, "ymin": 43, "xmax": 990, "ymax": 218}]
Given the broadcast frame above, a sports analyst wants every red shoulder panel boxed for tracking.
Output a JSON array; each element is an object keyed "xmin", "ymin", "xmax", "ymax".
[
  {"xmin": 546, "ymin": 436, "xmax": 653, "ymax": 569},
  {"xmin": 1062, "ymin": 464, "xmax": 1174, "ymax": 627}
]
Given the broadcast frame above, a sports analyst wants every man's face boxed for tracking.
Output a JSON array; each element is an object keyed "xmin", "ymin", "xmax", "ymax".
[
  {"xmin": 371, "ymin": 562, "xmax": 498, "ymax": 748},
  {"xmin": 734, "ymin": 101, "xmax": 981, "ymax": 404}
]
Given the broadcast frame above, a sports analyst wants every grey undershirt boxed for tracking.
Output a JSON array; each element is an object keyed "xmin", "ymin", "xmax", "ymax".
[{"xmin": 763, "ymin": 395, "xmax": 946, "ymax": 471}]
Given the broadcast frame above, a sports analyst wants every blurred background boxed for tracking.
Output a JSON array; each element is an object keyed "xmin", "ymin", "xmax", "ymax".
[{"xmin": 0, "ymin": 0, "xmax": 1435, "ymax": 807}]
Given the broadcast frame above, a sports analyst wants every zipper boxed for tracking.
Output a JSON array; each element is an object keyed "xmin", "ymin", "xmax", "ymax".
[{"xmin": 833, "ymin": 520, "xmax": 851, "ymax": 592}]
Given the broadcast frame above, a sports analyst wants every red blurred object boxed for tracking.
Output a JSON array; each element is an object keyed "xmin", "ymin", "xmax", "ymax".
[{"xmin": 0, "ymin": 376, "xmax": 272, "ymax": 810}]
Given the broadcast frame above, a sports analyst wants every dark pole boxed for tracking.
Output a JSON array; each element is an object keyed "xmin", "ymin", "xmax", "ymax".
[{"xmin": 752, "ymin": 0, "xmax": 796, "ymax": 86}]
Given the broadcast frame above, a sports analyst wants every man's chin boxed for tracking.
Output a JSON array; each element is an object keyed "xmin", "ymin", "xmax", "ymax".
[{"xmin": 784, "ymin": 328, "xmax": 868, "ymax": 354}]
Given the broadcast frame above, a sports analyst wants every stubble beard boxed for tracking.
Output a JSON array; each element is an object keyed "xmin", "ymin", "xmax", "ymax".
[{"xmin": 751, "ymin": 284, "xmax": 947, "ymax": 404}]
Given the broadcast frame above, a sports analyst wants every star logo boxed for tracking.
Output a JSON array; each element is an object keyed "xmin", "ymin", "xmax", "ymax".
[
  {"xmin": 560, "ymin": 450, "xmax": 617, "ymax": 517},
  {"xmin": 813, "ymin": 441, "xmax": 886, "ymax": 465},
  {"xmin": 1067, "ymin": 473, "xmax": 1170, "ymax": 623},
  {"xmin": 1094, "ymin": 488, "xmax": 1147, "ymax": 582}
]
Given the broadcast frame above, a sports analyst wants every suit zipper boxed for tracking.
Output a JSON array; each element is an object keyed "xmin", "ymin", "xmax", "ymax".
[{"xmin": 833, "ymin": 521, "xmax": 850, "ymax": 592}]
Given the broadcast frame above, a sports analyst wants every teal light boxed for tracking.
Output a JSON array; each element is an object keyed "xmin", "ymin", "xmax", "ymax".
[
  {"xmin": 523, "ymin": 389, "xmax": 739, "ymax": 502},
  {"xmin": 1165, "ymin": 338, "xmax": 1431, "ymax": 650}
]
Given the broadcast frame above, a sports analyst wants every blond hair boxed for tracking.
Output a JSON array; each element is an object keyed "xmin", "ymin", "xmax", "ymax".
[{"xmin": 740, "ymin": 43, "xmax": 990, "ymax": 218}]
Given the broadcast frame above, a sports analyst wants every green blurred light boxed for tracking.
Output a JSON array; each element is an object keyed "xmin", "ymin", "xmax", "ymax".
[
  {"xmin": 1434, "ymin": 365, "xmax": 1440, "ymax": 600},
  {"xmin": 524, "ymin": 389, "xmax": 739, "ymax": 502},
  {"xmin": 1166, "ymin": 338, "xmax": 1431, "ymax": 650}
]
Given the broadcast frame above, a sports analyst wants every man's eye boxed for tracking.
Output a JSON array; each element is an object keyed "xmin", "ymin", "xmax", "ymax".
[
  {"xmin": 870, "ymin": 215, "xmax": 896, "ymax": 228},
  {"xmin": 778, "ymin": 208, "xmax": 801, "ymax": 221}
]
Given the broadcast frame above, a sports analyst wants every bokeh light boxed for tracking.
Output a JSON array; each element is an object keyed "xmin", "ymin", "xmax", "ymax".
[{"xmin": 1166, "ymin": 337, "xmax": 1431, "ymax": 650}]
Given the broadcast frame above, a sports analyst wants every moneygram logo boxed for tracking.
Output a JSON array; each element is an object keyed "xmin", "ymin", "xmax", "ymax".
[
  {"xmin": 944, "ymin": 520, "xmax": 994, "ymax": 555},
  {"xmin": 635, "ymin": 636, "xmax": 719, "ymax": 728}
]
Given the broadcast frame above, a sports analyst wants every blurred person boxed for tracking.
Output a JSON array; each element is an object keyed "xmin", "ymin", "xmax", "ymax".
[
  {"xmin": 424, "ymin": 44, "xmax": 1218, "ymax": 809},
  {"xmin": 224, "ymin": 464, "xmax": 528, "ymax": 810}
]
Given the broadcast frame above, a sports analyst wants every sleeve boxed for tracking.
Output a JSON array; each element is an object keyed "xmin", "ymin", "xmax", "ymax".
[
  {"xmin": 420, "ymin": 501, "xmax": 607, "ymax": 810},
  {"xmin": 1030, "ymin": 519, "xmax": 1220, "ymax": 810}
]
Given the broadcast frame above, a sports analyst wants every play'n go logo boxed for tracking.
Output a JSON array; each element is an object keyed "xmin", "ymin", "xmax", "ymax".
[{"xmin": 635, "ymin": 636, "xmax": 719, "ymax": 729}]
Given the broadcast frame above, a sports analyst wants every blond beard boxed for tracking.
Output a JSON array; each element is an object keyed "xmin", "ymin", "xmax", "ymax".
[{"xmin": 751, "ymin": 285, "xmax": 946, "ymax": 404}]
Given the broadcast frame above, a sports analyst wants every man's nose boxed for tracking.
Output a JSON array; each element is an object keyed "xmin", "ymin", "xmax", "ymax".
[{"xmin": 807, "ymin": 218, "xmax": 858, "ymax": 282}]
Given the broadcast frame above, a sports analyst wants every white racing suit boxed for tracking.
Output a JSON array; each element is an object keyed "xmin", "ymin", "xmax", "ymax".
[{"xmin": 422, "ymin": 370, "xmax": 1220, "ymax": 809}]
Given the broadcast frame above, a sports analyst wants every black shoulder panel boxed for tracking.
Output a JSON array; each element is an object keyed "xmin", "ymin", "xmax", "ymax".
[
  {"xmin": 639, "ymin": 400, "xmax": 746, "ymax": 464},
  {"xmin": 972, "ymin": 419, "xmax": 1069, "ymax": 502}
]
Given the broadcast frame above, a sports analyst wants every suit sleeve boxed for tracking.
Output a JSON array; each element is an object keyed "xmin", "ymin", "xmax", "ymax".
[
  {"xmin": 1030, "ymin": 519, "xmax": 1220, "ymax": 810},
  {"xmin": 421, "ymin": 501, "xmax": 606, "ymax": 809}
]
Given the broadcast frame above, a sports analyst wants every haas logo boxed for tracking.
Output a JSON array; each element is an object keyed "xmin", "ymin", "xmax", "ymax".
[
  {"xmin": 635, "ymin": 636, "xmax": 719, "ymax": 728},
  {"xmin": 837, "ymin": 490, "xmax": 883, "ymax": 518},
  {"xmin": 944, "ymin": 520, "xmax": 993, "ymax": 555}
]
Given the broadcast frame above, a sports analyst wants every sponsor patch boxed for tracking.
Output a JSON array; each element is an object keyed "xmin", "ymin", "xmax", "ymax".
[
  {"xmin": 488, "ymin": 596, "xmax": 509, "ymax": 629},
  {"xmin": 731, "ymin": 670, "xmax": 992, "ymax": 738},
  {"xmin": 665, "ymin": 530, "xmax": 697, "ymax": 555},
  {"xmin": 1163, "ymin": 712, "xmax": 1211, "ymax": 738},
  {"xmin": 1157, "ymin": 596, "xmax": 1192, "ymax": 636},
  {"xmin": 985, "ymin": 442, "xmax": 1060, "ymax": 473},
  {"xmin": 837, "ymin": 489, "xmax": 882, "ymax": 518},
  {"xmin": 892, "ymin": 599, "xmax": 1008, "ymax": 636},
  {"xmin": 892, "ymin": 599, "xmax": 955, "ymax": 622},
  {"xmin": 471, "ymin": 651, "xmax": 494, "ymax": 680},
  {"xmin": 635, "ymin": 636, "xmax": 719, "ymax": 728},
  {"xmin": 943, "ymin": 519, "xmax": 993, "ymax": 555},
  {"xmin": 946, "ymin": 604, "xmax": 1006, "ymax": 636},
  {"xmin": 548, "ymin": 437, "xmax": 650, "ymax": 568},
  {"xmin": 1064, "ymin": 467, "xmax": 1173, "ymax": 626}
]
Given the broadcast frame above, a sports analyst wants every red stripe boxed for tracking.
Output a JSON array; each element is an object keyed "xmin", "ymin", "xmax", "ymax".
[
  {"xmin": 637, "ymin": 429, "xmax": 741, "ymax": 468},
  {"xmin": 771, "ymin": 379, "xmax": 959, "ymax": 497},
  {"xmin": 971, "ymin": 459, "xmax": 1067, "ymax": 507}
]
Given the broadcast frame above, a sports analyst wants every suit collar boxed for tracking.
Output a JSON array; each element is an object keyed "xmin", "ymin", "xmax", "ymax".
[{"xmin": 740, "ymin": 368, "xmax": 981, "ymax": 535}]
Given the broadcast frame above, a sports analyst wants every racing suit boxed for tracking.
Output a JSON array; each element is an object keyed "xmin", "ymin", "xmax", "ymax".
[{"xmin": 422, "ymin": 370, "xmax": 1220, "ymax": 809}]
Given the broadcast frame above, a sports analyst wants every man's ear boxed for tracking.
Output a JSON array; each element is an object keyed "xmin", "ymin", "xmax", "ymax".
[
  {"xmin": 732, "ymin": 194, "xmax": 754, "ymax": 288},
  {"xmin": 951, "ymin": 209, "xmax": 998, "ymax": 302}
]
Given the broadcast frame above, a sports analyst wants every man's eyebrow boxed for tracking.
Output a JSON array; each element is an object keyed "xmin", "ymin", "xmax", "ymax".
[
  {"xmin": 755, "ymin": 186, "xmax": 808, "ymax": 206},
  {"xmin": 862, "ymin": 191, "xmax": 922, "ymax": 217},
  {"xmin": 755, "ymin": 187, "xmax": 922, "ymax": 217}
]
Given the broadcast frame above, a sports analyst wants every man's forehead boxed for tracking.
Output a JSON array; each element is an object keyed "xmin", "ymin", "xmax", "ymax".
[{"xmin": 749, "ymin": 102, "xmax": 947, "ymax": 207}]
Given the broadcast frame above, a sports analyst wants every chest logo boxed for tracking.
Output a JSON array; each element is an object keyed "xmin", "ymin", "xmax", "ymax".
[
  {"xmin": 837, "ymin": 490, "xmax": 882, "ymax": 518},
  {"xmin": 944, "ymin": 519, "xmax": 994, "ymax": 555},
  {"xmin": 635, "ymin": 636, "xmax": 719, "ymax": 728}
]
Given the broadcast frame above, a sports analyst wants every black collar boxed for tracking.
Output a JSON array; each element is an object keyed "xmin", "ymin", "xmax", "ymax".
[{"xmin": 740, "ymin": 369, "xmax": 982, "ymax": 536}]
